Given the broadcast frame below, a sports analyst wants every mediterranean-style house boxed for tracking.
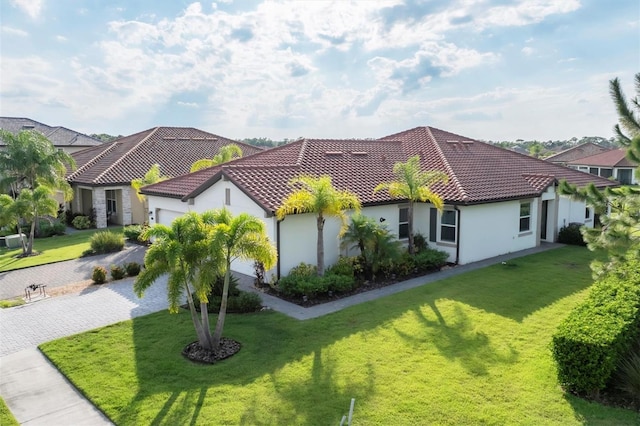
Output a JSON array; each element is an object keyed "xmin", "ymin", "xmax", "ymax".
[
  {"xmin": 0, "ymin": 117, "xmax": 103, "ymax": 154},
  {"xmin": 141, "ymin": 126, "xmax": 618, "ymax": 278},
  {"xmin": 544, "ymin": 142, "xmax": 610, "ymax": 166},
  {"xmin": 566, "ymin": 148, "xmax": 638, "ymax": 185},
  {"xmin": 66, "ymin": 126, "xmax": 263, "ymax": 228}
]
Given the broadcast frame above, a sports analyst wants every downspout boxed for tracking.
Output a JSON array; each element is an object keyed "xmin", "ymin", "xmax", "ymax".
[
  {"xmin": 454, "ymin": 205, "xmax": 460, "ymax": 265},
  {"xmin": 276, "ymin": 217, "xmax": 283, "ymax": 280}
]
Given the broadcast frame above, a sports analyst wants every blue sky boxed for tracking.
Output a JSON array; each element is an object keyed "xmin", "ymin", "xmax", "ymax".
[{"xmin": 1, "ymin": 0, "xmax": 638, "ymax": 142}]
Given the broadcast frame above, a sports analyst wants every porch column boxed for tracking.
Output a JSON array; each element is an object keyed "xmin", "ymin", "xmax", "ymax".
[
  {"xmin": 121, "ymin": 186, "xmax": 132, "ymax": 226},
  {"xmin": 93, "ymin": 188, "xmax": 107, "ymax": 229}
]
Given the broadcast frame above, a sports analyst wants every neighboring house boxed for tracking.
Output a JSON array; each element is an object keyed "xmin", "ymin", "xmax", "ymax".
[
  {"xmin": 142, "ymin": 126, "xmax": 618, "ymax": 278},
  {"xmin": 544, "ymin": 142, "xmax": 610, "ymax": 166},
  {"xmin": 566, "ymin": 148, "xmax": 638, "ymax": 185},
  {"xmin": 0, "ymin": 117, "xmax": 103, "ymax": 154},
  {"xmin": 66, "ymin": 126, "xmax": 263, "ymax": 228}
]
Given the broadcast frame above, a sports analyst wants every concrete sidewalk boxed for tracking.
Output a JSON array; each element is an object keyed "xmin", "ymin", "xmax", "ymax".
[{"xmin": 0, "ymin": 243, "xmax": 563, "ymax": 425}]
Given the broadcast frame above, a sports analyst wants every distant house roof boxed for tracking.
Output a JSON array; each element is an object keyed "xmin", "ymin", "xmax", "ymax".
[
  {"xmin": 142, "ymin": 126, "xmax": 618, "ymax": 212},
  {"xmin": 566, "ymin": 148, "xmax": 636, "ymax": 168},
  {"xmin": 67, "ymin": 126, "xmax": 263, "ymax": 186},
  {"xmin": 0, "ymin": 117, "xmax": 103, "ymax": 148},
  {"xmin": 545, "ymin": 142, "xmax": 610, "ymax": 164}
]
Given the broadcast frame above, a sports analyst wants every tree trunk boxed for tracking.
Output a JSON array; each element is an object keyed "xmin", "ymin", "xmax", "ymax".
[
  {"xmin": 184, "ymin": 281, "xmax": 213, "ymax": 350},
  {"xmin": 317, "ymin": 214, "xmax": 325, "ymax": 276},
  {"xmin": 408, "ymin": 201, "xmax": 415, "ymax": 255},
  {"xmin": 212, "ymin": 260, "xmax": 232, "ymax": 351}
]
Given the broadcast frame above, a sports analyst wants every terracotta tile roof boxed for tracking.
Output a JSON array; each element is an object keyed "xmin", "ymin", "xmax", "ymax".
[
  {"xmin": 566, "ymin": 148, "xmax": 636, "ymax": 168},
  {"xmin": 545, "ymin": 142, "xmax": 610, "ymax": 163},
  {"xmin": 0, "ymin": 117, "xmax": 103, "ymax": 147},
  {"xmin": 142, "ymin": 126, "xmax": 619, "ymax": 212},
  {"xmin": 67, "ymin": 127, "xmax": 263, "ymax": 186}
]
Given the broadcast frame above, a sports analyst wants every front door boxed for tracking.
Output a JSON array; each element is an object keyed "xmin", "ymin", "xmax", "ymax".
[{"xmin": 540, "ymin": 200, "xmax": 548, "ymax": 240}]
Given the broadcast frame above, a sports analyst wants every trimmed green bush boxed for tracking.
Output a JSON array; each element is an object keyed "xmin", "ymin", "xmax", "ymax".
[
  {"xmin": 123, "ymin": 225, "xmax": 144, "ymax": 242},
  {"xmin": 90, "ymin": 231, "xmax": 124, "ymax": 254},
  {"xmin": 92, "ymin": 266, "xmax": 108, "ymax": 284},
  {"xmin": 125, "ymin": 262, "xmax": 141, "ymax": 276},
  {"xmin": 414, "ymin": 248, "xmax": 449, "ymax": 273},
  {"xmin": 208, "ymin": 292, "xmax": 263, "ymax": 313},
  {"xmin": 110, "ymin": 264, "xmax": 126, "ymax": 280},
  {"xmin": 558, "ymin": 223, "xmax": 587, "ymax": 246},
  {"xmin": 325, "ymin": 256, "xmax": 362, "ymax": 278},
  {"xmin": 413, "ymin": 232, "xmax": 428, "ymax": 253},
  {"xmin": 616, "ymin": 344, "xmax": 640, "ymax": 406},
  {"xmin": 36, "ymin": 220, "xmax": 66, "ymax": 238},
  {"xmin": 72, "ymin": 215, "xmax": 92, "ymax": 230},
  {"xmin": 551, "ymin": 258, "xmax": 640, "ymax": 396},
  {"xmin": 278, "ymin": 270, "xmax": 356, "ymax": 298}
]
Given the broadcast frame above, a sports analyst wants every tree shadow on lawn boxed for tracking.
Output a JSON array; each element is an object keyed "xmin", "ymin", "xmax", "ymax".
[{"xmin": 395, "ymin": 300, "xmax": 519, "ymax": 376}]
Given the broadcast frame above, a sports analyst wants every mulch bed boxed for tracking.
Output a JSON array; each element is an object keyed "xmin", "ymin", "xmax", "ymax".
[{"xmin": 182, "ymin": 338, "xmax": 241, "ymax": 364}]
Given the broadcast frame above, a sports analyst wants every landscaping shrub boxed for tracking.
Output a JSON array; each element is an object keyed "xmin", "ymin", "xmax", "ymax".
[
  {"xmin": 208, "ymin": 292, "xmax": 263, "ymax": 313},
  {"xmin": 36, "ymin": 220, "xmax": 66, "ymax": 238},
  {"xmin": 551, "ymin": 258, "xmax": 640, "ymax": 397},
  {"xmin": 72, "ymin": 215, "xmax": 92, "ymax": 230},
  {"xmin": 110, "ymin": 264, "xmax": 126, "ymax": 280},
  {"xmin": 325, "ymin": 256, "xmax": 361, "ymax": 278},
  {"xmin": 193, "ymin": 274, "xmax": 241, "ymax": 305},
  {"xmin": 277, "ymin": 274, "xmax": 325, "ymax": 298},
  {"xmin": 323, "ymin": 273, "xmax": 356, "ymax": 293},
  {"xmin": 615, "ymin": 343, "xmax": 640, "ymax": 407},
  {"xmin": 90, "ymin": 231, "xmax": 125, "ymax": 254},
  {"xmin": 124, "ymin": 262, "xmax": 141, "ymax": 276},
  {"xmin": 389, "ymin": 253, "xmax": 416, "ymax": 278},
  {"xmin": 413, "ymin": 248, "xmax": 449, "ymax": 273},
  {"xmin": 123, "ymin": 225, "xmax": 144, "ymax": 242},
  {"xmin": 92, "ymin": 266, "xmax": 108, "ymax": 284},
  {"xmin": 558, "ymin": 222, "xmax": 587, "ymax": 246},
  {"xmin": 288, "ymin": 262, "xmax": 317, "ymax": 278},
  {"xmin": 413, "ymin": 232, "xmax": 428, "ymax": 253}
]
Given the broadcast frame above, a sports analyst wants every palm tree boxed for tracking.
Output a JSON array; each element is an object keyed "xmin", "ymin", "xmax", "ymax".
[
  {"xmin": 131, "ymin": 164, "xmax": 170, "ymax": 222},
  {"xmin": 12, "ymin": 186, "xmax": 59, "ymax": 255},
  {"xmin": 276, "ymin": 175, "xmax": 361, "ymax": 276},
  {"xmin": 374, "ymin": 155, "xmax": 448, "ymax": 255},
  {"xmin": 203, "ymin": 208, "xmax": 277, "ymax": 349},
  {"xmin": 190, "ymin": 144, "xmax": 243, "ymax": 172},
  {"xmin": 0, "ymin": 130, "xmax": 76, "ymax": 199},
  {"xmin": 134, "ymin": 212, "xmax": 222, "ymax": 350}
]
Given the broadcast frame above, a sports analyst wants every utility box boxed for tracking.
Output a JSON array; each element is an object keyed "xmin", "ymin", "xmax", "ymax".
[{"xmin": 5, "ymin": 234, "xmax": 26, "ymax": 249}]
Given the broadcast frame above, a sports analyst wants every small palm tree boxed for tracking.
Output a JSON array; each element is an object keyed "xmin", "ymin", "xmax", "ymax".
[
  {"xmin": 203, "ymin": 208, "xmax": 277, "ymax": 349},
  {"xmin": 131, "ymin": 164, "xmax": 170, "ymax": 221},
  {"xmin": 134, "ymin": 212, "xmax": 222, "ymax": 350},
  {"xmin": 190, "ymin": 144, "xmax": 243, "ymax": 172},
  {"xmin": 276, "ymin": 175, "xmax": 361, "ymax": 276},
  {"xmin": 11, "ymin": 186, "xmax": 59, "ymax": 255},
  {"xmin": 374, "ymin": 156, "xmax": 448, "ymax": 255}
]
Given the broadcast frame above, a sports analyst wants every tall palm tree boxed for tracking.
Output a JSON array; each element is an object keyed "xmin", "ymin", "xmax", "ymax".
[
  {"xmin": 12, "ymin": 186, "xmax": 59, "ymax": 255},
  {"xmin": 190, "ymin": 144, "xmax": 243, "ymax": 172},
  {"xmin": 276, "ymin": 175, "xmax": 361, "ymax": 276},
  {"xmin": 374, "ymin": 155, "xmax": 448, "ymax": 255},
  {"xmin": 203, "ymin": 208, "xmax": 277, "ymax": 349},
  {"xmin": 131, "ymin": 164, "xmax": 170, "ymax": 222},
  {"xmin": 0, "ymin": 130, "xmax": 76, "ymax": 199},
  {"xmin": 610, "ymin": 73, "xmax": 640, "ymax": 148},
  {"xmin": 134, "ymin": 212, "xmax": 222, "ymax": 350}
]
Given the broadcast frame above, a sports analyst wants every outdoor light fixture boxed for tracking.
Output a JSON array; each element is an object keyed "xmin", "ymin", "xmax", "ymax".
[{"xmin": 379, "ymin": 217, "xmax": 386, "ymax": 222}]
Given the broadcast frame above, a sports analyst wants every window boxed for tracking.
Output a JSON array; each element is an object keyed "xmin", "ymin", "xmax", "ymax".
[
  {"xmin": 440, "ymin": 210, "xmax": 456, "ymax": 242},
  {"xmin": 599, "ymin": 168, "xmax": 613, "ymax": 178},
  {"xmin": 225, "ymin": 188, "xmax": 231, "ymax": 205},
  {"xmin": 519, "ymin": 202, "xmax": 531, "ymax": 232},
  {"xmin": 618, "ymin": 169, "xmax": 633, "ymax": 185},
  {"xmin": 398, "ymin": 207, "xmax": 409, "ymax": 239},
  {"xmin": 106, "ymin": 190, "xmax": 117, "ymax": 214},
  {"xmin": 589, "ymin": 167, "xmax": 598, "ymax": 175},
  {"xmin": 585, "ymin": 207, "xmax": 591, "ymax": 220}
]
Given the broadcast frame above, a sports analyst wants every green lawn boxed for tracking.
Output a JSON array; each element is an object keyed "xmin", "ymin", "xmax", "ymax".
[
  {"xmin": 0, "ymin": 397, "xmax": 19, "ymax": 426},
  {"xmin": 0, "ymin": 227, "xmax": 123, "ymax": 272},
  {"xmin": 40, "ymin": 246, "xmax": 639, "ymax": 425}
]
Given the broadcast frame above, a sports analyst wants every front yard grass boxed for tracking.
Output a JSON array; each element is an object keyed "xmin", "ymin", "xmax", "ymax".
[
  {"xmin": 40, "ymin": 246, "xmax": 639, "ymax": 425},
  {"xmin": 0, "ymin": 227, "xmax": 123, "ymax": 272},
  {"xmin": 0, "ymin": 397, "xmax": 19, "ymax": 426}
]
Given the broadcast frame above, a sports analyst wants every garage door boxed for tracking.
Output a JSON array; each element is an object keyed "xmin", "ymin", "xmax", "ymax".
[{"xmin": 156, "ymin": 209, "xmax": 184, "ymax": 226}]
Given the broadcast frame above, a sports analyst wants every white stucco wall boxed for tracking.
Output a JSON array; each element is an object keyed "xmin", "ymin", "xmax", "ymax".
[
  {"xmin": 454, "ymin": 200, "xmax": 538, "ymax": 265},
  {"xmin": 557, "ymin": 196, "xmax": 589, "ymax": 229}
]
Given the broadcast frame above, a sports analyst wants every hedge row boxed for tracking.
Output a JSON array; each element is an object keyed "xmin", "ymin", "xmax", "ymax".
[{"xmin": 551, "ymin": 257, "xmax": 640, "ymax": 396}]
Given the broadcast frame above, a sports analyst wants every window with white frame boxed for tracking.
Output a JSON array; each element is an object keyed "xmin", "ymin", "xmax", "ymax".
[
  {"xmin": 398, "ymin": 207, "xmax": 409, "ymax": 239},
  {"xmin": 440, "ymin": 210, "xmax": 456, "ymax": 242},
  {"xmin": 617, "ymin": 169, "xmax": 633, "ymax": 185},
  {"xmin": 106, "ymin": 190, "xmax": 117, "ymax": 214},
  {"xmin": 519, "ymin": 202, "xmax": 531, "ymax": 232},
  {"xmin": 600, "ymin": 168, "xmax": 613, "ymax": 178}
]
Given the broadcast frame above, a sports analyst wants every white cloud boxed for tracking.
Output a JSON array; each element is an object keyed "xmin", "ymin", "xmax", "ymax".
[
  {"xmin": 1, "ymin": 26, "xmax": 28, "ymax": 37},
  {"xmin": 11, "ymin": 0, "xmax": 43, "ymax": 19},
  {"xmin": 479, "ymin": 0, "xmax": 581, "ymax": 28},
  {"xmin": 55, "ymin": 35, "xmax": 67, "ymax": 42},
  {"xmin": 177, "ymin": 101, "xmax": 199, "ymax": 108},
  {"xmin": 521, "ymin": 46, "xmax": 534, "ymax": 56}
]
